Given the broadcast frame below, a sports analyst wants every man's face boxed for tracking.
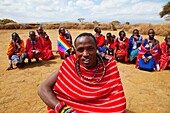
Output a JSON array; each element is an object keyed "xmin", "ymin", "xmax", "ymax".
[
  {"xmin": 165, "ymin": 35, "xmax": 170, "ymax": 46},
  {"xmin": 106, "ymin": 34, "xmax": 111, "ymax": 41},
  {"xmin": 96, "ymin": 28, "xmax": 101, "ymax": 34},
  {"xmin": 29, "ymin": 34, "xmax": 36, "ymax": 40},
  {"xmin": 37, "ymin": 28, "xmax": 43, "ymax": 35},
  {"xmin": 133, "ymin": 30, "xmax": 139, "ymax": 36},
  {"xmin": 60, "ymin": 28, "xmax": 65, "ymax": 35},
  {"xmin": 148, "ymin": 30, "xmax": 155, "ymax": 39},
  {"xmin": 120, "ymin": 32, "xmax": 125, "ymax": 39},
  {"xmin": 75, "ymin": 36, "xmax": 97, "ymax": 69}
]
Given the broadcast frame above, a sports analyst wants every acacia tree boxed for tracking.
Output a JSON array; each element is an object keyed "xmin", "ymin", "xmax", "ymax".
[
  {"xmin": 77, "ymin": 18, "xmax": 85, "ymax": 23},
  {"xmin": 159, "ymin": 2, "xmax": 170, "ymax": 21}
]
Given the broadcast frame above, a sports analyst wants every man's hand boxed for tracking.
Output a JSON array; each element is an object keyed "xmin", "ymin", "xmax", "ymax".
[{"xmin": 144, "ymin": 58, "xmax": 149, "ymax": 64}]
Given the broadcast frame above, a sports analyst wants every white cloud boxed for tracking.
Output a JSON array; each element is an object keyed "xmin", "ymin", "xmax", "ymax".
[
  {"xmin": 0, "ymin": 0, "xmax": 167, "ymax": 23},
  {"xmin": 76, "ymin": 0, "xmax": 94, "ymax": 9}
]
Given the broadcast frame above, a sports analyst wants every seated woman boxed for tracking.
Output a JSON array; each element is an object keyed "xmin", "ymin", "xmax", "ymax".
[
  {"xmin": 114, "ymin": 30, "xmax": 129, "ymax": 63},
  {"xmin": 57, "ymin": 27, "xmax": 74, "ymax": 59},
  {"xmin": 136, "ymin": 29, "xmax": 160, "ymax": 71},
  {"xmin": 106, "ymin": 33, "xmax": 115, "ymax": 56},
  {"xmin": 25, "ymin": 31, "xmax": 43, "ymax": 63},
  {"xmin": 160, "ymin": 35, "xmax": 170, "ymax": 70},
  {"xmin": 6, "ymin": 32, "xmax": 27, "ymax": 70},
  {"xmin": 37, "ymin": 26, "xmax": 54, "ymax": 60},
  {"xmin": 94, "ymin": 27, "xmax": 107, "ymax": 55},
  {"xmin": 129, "ymin": 29, "xmax": 143, "ymax": 62}
]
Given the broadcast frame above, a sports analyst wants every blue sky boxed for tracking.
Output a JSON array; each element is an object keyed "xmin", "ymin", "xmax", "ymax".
[{"xmin": 0, "ymin": 0, "xmax": 169, "ymax": 24}]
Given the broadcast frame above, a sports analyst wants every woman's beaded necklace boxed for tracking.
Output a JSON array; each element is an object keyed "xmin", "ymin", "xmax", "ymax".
[{"xmin": 76, "ymin": 55, "xmax": 106, "ymax": 84}]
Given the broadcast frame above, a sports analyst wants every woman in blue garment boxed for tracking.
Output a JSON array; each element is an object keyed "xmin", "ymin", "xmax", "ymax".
[
  {"xmin": 136, "ymin": 29, "xmax": 160, "ymax": 71},
  {"xmin": 129, "ymin": 29, "xmax": 142, "ymax": 62}
]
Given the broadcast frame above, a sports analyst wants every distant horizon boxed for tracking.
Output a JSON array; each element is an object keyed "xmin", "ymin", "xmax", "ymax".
[
  {"xmin": 1, "ymin": 0, "xmax": 169, "ymax": 24},
  {"xmin": 2, "ymin": 19, "xmax": 169, "ymax": 25}
]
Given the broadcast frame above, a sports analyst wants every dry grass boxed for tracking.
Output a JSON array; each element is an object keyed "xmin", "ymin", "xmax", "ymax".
[
  {"xmin": 126, "ymin": 23, "xmax": 170, "ymax": 36},
  {"xmin": 1, "ymin": 22, "xmax": 169, "ymax": 36}
]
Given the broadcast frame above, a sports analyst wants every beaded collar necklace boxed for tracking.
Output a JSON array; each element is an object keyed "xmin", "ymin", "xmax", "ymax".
[{"xmin": 76, "ymin": 55, "xmax": 106, "ymax": 84}]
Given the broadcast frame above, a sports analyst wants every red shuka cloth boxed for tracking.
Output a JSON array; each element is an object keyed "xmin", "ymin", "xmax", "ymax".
[
  {"xmin": 25, "ymin": 36, "xmax": 43, "ymax": 59},
  {"xmin": 160, "ymin": 42, "xmax": 170, "ymax": 70},
  {"xmin": 107, "ymin": 40, "xmax": 115, "ymax": 50},
  {"xmin": 39, "ymin": 35, "xmax": 54, "ymax": 60},
  {"xmin": 94, "ymin": 34, "xmax": 106, "ymax": 47},
  {"xmin": 48, "ymin": 54, "xmax": 126, "ymax": 113}
]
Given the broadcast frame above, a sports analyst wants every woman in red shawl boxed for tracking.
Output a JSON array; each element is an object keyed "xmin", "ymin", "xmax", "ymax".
[
  {"xmin": 160, "ymin": 35, "xmax": 170, "ymax": 70},
  {"xmin": 25, "ymin": 31, "xmax": 43, "ymax": 63},
  {"xmin": 37, "ymin": 26, "xmax": 54, "ymax": 60},
  {"xmin": 38, "ymin": 33, "xmax": 126, "ymax": 113},
  {"xmin": 114, "ymin": 30, "xmax": 129, "ymax": 62}
]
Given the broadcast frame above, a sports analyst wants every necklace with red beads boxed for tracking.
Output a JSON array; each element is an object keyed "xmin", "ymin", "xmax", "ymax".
[{"xmin": 76, "ymin": 55, "xmax": 106, "ymax": 84}]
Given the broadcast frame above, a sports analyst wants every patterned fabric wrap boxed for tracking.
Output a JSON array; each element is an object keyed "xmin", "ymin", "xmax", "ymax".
[
  {"xmin": 6, "ymin": 40, "xmax": 26, "ymax": 56},
  {"xmin": 57, "ymin": 34, "xmax": 71, "ymax": 58}
]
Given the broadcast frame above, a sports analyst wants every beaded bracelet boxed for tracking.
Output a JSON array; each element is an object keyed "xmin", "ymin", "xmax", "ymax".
[
  {"xmin": 54, "ymin": 102, "xmax": 66, "ymax": 113},
  {"xmin": 61, "ymin": 105, "xmax": 76, "ymax": 113}
]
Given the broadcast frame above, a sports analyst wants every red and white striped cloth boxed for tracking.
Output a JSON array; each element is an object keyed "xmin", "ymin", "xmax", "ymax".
[{"xmin": 48, "ymin": 54, "xmax": 126, "ymax": 113}]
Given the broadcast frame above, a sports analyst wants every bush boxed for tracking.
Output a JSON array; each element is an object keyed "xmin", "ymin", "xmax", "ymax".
[
  {"xmin": 127, "ymin": 23, "xmax": 170, "ymax": 36},
  {"xmin": 0, "ymin": 19, "xmax": 16, "ymax": 24},
  {"xmin": 59, "ymin": 22, "xmax": 79, "ymax": 29},
  {"xmin": 77, "ymin": 22, "xmax": 94, "ymax": 29},
  {"xmin": 4, "ymin": 23, "xmax": 20, "ymax": 29}
]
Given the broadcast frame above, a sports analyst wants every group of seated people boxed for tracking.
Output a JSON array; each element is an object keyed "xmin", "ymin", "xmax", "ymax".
[
  {"xmin": 93, "ymin": 27, "xmax": 170, "ymax": 71},
  {"xmin": 6, "ymin": 26, "xmax": 54, "ymax": 70},
  {"xmin": 7, "ymin": 26, "xmax": 170, "ymax": 71}
]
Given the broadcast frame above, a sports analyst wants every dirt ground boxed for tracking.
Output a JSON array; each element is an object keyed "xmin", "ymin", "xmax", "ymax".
[{"xmin": 0, "ymin": 29, "xmax": 170, "ymax": 113}]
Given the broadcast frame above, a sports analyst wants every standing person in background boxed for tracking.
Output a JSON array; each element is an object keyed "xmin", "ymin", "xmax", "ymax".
[
  {"xmin": 114, "ymin": 30, "xmax": 129, "ymax": 63},
  {"xmin": 37, "ymin": 26, "xmax": 54, "ymax": 60},
  {"xmin": 160, "ymin": 35, "xmax": 170, "ymax": 70},
  {"xmin": 25, "ymin": 31, "xmax": 43, "ymax": 63},
  {"xmin": 129, "ymin": 29, "xmax": 143, "ymax": 62},
  {"xmin": 6, "ymin": 32, "xmax": 27, "ymax": 70},
  {"xmin": 136, "ymin": 29, "xmax": 160, "ymax": 71},
  {"xmin": 38, "ymin": 33, "xmax": 126, "ymax": 113},
  {"xmin": 57, "ymin": 27, "xmax": 74, "ymax": 59},
  {"xmin": 105, "ymin": 32, "xmax": 115, "ymax": 56},
  {"xmin": 94, "ymin": 27, "xmax": 107, "ymax": 56}
]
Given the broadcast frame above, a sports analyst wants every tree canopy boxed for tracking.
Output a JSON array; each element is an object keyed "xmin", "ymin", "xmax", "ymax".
[
  {"xmin": 159, "ymin": 2, "xmax": 170, "ymax": 18},
  {"xmin": 77, "ymin": 18, "xmax": 85, "ymax": 23},
  {"xmin": 0, "ymin": 18, "xmax": 16, "ymax": 24}
]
